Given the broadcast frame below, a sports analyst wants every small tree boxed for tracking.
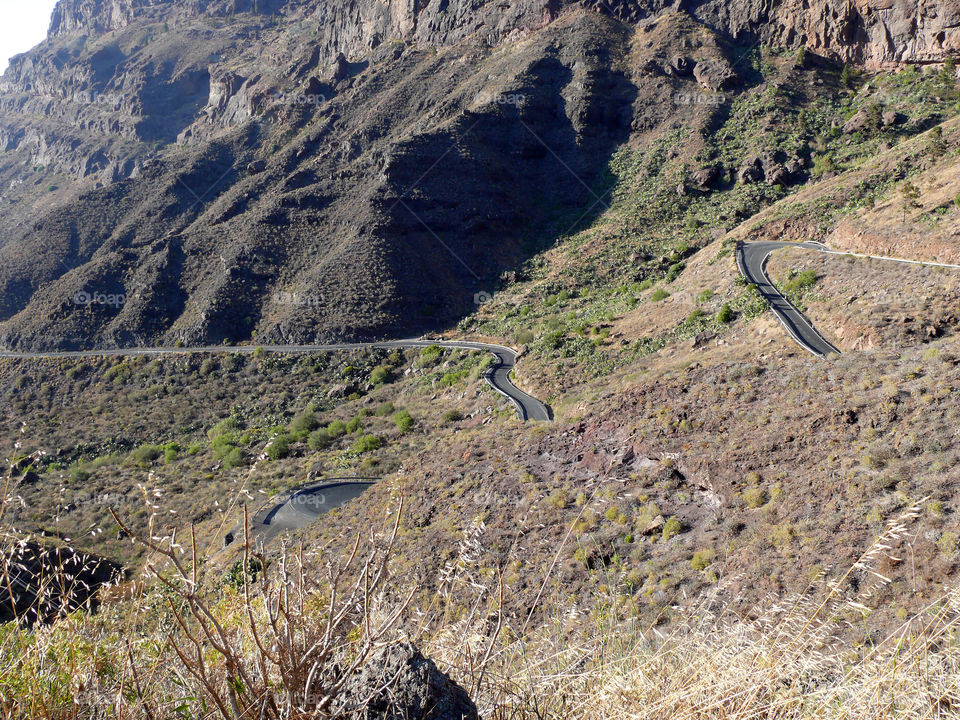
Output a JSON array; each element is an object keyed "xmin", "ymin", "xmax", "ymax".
[
  {"xmin": 928, "ymin": 126, "xmax": 947, "ymax": 157},
  {"xmin": 795, "ymin": 46, "xmax": 807, "ymax": 68},
  {"xmin": 900, "ymin": 181, "xmax": 921, "ymax": 222},
  {"xmin": 840, "ymin": 64, "xmax": 855, "ymax": 88}
]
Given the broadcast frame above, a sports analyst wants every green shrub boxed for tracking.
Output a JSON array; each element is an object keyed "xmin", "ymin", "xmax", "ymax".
[
  {"xmin": 350, "ymin": 435, "xmax": 381, "ymax": 453},
  {"xmin": 743, "ymin": 486, "xmax": 768, "ymax": 508},
  {"xmin": 223, "ymin": 448, "xmax": 244, "ymax": 469},
  {"xmin": 163, "ymin": 446, "xmax": 178, "ymax": 464},
  {"xmin": 327, "ymin": 420, "xmax": 347, "ymax": 438},
  {"xmin": 651, "ymin": 288, "xmax": 670, "ymax": 302},
  {"xmin": 937, "ymin": 531, "xmax": 958, "ymax": 555},
  {"xmin": 548, "ymin": 489, "xmax": 570, "ymax": 509},
  {"xmin": 308, "ymin": 429, "xmax": 332, "ymax": 450},
  {"xmin": 784, "ymin": 269, "xmax": 818, "ymax": 295},
  {"xmin": 393, "ymin": 410, "xmax": 414, "ymax": 433},
  {"xmin": 441, "ymin": 370, "xmax": 468, "ymax": 387},
  {"xmin": 419, "ymin": 345, "xmax": 443, "ymax": 366},
  {"xmin": 266, "ymin": 434, "xmax": 290, "ymax": 460},
  {"xmin": 289, "ymin": 411, "xmax": 318, "ymax": 435},
  {"xmin": 211, "ymin": 434, "xmax": 237, "ymax": 459},
  {"xmin": 69, "ymin": 466, "xmax": 90, "ymax": 483},
  {"xmin": 666, "ymin": 262, "xmax": 686, "ymax": 283},
  {"xmin": 208, "ymin": 416, "xmax": 241, "ymax": 440},
  {"xmin": 131, "ymin": 445, "xmax": 162, "ymax": 468},
  {"xmin": 346, "ymin": 417, "xmax": 362, "ymax": 434},
  {"xmin": 662, "ymin": 516, "xmax": 682, "ymax": 541},
  {"xmin": 223, "ymin": 558, "xmax": 262, "ymax": 590},
  {"xmin": 375, "ymin": 402, "xmax": 395, "ymax": 417},
  {"xmin": 370, "ymin": 365, "xmax": 392, "ymax": 385},
  {"xmin": 717, "ymin": 303, "xmax": 734, "ymax": 323},
  {"xmin": 443, "ymin": 409, "xmax": 464, "ymax": 423},
  {"xmin": 697, "ymin": 289, "xmax": 715, "ymax": 303},
  {"xmin": 692, "ymin": 549, "xmax": 717, "ymax": 571},
  {"xmin": 542, "ymin": 331, "xmax": 565, "ymax": 350}
]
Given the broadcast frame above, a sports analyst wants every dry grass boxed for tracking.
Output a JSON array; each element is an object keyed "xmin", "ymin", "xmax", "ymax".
[{"xmin": 1, "ymin": 470, "xmax": 958, "ymax": 719}]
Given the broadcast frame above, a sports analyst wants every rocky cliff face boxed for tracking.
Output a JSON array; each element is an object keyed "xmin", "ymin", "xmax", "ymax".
[{"xmin": 0, "ymin": 0, "xmax": 956, "ymax": 350}]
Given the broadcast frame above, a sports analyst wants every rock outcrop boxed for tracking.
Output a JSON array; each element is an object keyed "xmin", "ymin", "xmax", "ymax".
[{"xmin": 334, "ymin": 641, "xmax": 478, "ymax": 720}]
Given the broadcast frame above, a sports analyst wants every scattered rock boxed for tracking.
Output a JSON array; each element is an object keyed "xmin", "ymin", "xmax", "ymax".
[
  {"xmin": 693, "ymin": 332, "xmax": 716, "ymax": 349},
  {"xmin": 842, "ymin": 108, "xmax": 872, "ymax": 134},
  {"xmin": 333, "ymin": 640, "xmax": 478, "ymax": 720},
  {"xmin": 642, "ymin": 515, "xmax": 666, "ymax": 535},
  {"xmin": 669, "ymin": 56, "xmax": 694, "ymax": 76},
  {"xmin": 692, "ymin": 56, "xmax": 738, "ymax": 91},
  {"xmin": 691, "ymin": 165, "xmax": 720, "ymax": 189},
  {"xmin": 738, "ymin": 156, "xmax": 764, "ymax": 184},
  {"xmin": 327, "ymin": 383, "xmax": 355, "ymax": 399},
  {"xmin": 765, "ymin": 164, "xmax": 790, "ymax": 185}
]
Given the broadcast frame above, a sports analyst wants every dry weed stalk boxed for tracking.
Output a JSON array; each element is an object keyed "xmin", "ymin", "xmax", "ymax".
[{"xmin": 105, "ymin": 495, "xmax": 413, "ymax": 719}]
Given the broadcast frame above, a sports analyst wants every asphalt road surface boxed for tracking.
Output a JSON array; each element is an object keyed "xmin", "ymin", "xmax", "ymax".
[
  {"xmin": 736, "ymin": 241, "xmax": 841, "ymax": 358},
  {"xmin": 226, "ymin": 479, "xmax": 377, "ymax": 546},
  {"xmin": 0, "ymin": 339, "xmax": 551, "ymax": 422}
]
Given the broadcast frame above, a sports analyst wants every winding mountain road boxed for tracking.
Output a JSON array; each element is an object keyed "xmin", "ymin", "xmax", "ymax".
[
  {"xmin": 0, "ymin": 339, "xmax": 551, "ymax": 422},
  {"xmin": 736, "ymin": 241, "xmax": 841, "ymax": 358}
]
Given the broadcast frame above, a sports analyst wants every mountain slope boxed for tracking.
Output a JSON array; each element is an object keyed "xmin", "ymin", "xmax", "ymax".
[{"xmin": 0, "ymin": 0, "xmax": 957, "ymax": 351}]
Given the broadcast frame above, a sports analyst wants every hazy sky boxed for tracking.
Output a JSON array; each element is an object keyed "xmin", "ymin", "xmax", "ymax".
[{"xmin": 0, "ymin": 0, "xmax": 59, "ymax": 74}]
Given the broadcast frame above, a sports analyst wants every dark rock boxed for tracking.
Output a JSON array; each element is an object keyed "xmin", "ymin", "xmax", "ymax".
[
  {"xmin": 670, "ymin": 55, "xmax": 694, "ymax": 76},
  {"xmin": 247, "ymin": 160, "xmax": 266, "ymax": 174},
  {"xmin": 691, "ymin": 165, "xmax": 720, "ymax": 189},
  {"xmin": 738, "ymin": 156, "xmax": 764, "ymax": 184},
  {"xmin": 334, "ymin": 641, "xmax": 477, "ymax": 720},
  {"xmin": 331, "ymin": 53, "xmax": 351, "ymax": 82},
  {"xmin": 327, "ymin": 383, "xmax": 356, "ymax": 399},
  {"xmin": 0, "ymin": 542, "xmax": 123, "ymax": 624},
  {"xmin": 842, "ymin": 108, "xmax": 871, "ymax": 134},
  {"xmin": 882, "ymin": 110, "xmax": 900, "ymax": 127},
  {"xmin": 692, "ymin": 56, "xmax": 738, "ymax": 91},
  {"xmin": 765, "ymin": 164, "xmax": 790, "ymax": 185},
  {"xmin": 693, "ymin": 332, "xmax": 716, "ymax": 348}
]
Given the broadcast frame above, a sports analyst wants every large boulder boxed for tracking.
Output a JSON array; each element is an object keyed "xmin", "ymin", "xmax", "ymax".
[
  {"xmin": 693, "ymin": 56, "xmax": 738, "ymax": 91},
  {"xmin": 334, "ymin": 641, "xmax": 478, "ymax": 720},
  {"xmin": 738, "ymin": 156, "xmax": 764, "ymax": 184}
]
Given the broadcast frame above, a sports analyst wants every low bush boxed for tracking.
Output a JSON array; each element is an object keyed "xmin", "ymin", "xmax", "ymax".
[{"xmin": 393, "ymin": 410, "xmax": 414, "ymax": 433}]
